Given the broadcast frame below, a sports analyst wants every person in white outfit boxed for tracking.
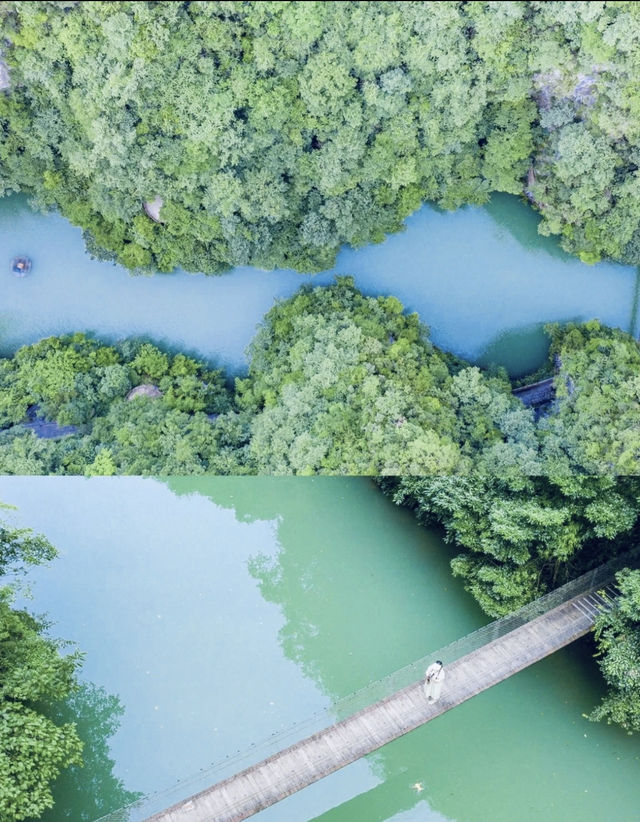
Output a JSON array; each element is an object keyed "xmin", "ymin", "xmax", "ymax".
[{"xmin": 424, "ymin": 660, "xmax": 445, "ymax": 703}]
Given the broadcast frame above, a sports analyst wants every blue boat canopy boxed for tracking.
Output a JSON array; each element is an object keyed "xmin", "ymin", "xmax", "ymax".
[{"xmin": 11, "ymin": 256, "xmax": 31, "ymax": 276}]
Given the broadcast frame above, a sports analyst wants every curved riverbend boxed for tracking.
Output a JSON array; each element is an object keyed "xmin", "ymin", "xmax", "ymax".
[{"xmin": 1, "ymin": 194, "xmax": 637, "ymax": 378}]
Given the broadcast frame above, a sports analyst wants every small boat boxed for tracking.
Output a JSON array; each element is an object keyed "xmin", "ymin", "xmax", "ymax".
[{"xmin": 11, "ymin": 256, "xmax": 32, "ymax": 276}]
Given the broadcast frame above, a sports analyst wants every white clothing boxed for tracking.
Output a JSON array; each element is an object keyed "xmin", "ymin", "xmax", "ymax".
[{"xmin": 424, "ymin": 663, "xmax": 445, "ymax": 702}]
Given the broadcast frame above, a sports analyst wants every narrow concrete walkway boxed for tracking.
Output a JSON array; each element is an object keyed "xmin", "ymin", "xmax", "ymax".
[
  {"xmin": 0, "ymin": 58, "xmax": 9, "ymax": 91},
  {"xmin": 146, "ymin": 584, "xmax": 616, "ymax": 822},
  {"xmin": 512, "ymin": 377, "xmax": 555, "ymax": 407}
]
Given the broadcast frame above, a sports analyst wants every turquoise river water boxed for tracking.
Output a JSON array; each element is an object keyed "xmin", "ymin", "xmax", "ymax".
[
  {"xmin": 1, "ymin": 194, "xmax": 639, "ymax": 377},
  {"xmin": 1, "ymin": 477, "xmax": 638, "ymax": 822}
]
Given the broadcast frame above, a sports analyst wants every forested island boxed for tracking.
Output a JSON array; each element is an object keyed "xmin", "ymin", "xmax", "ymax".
[
  {"xmin": 0, "ymin": 280, "xmax": 638, "ymax": 476},
  {"xmin": 2, "ymin": 1, "xmax": 640, "ymax": 273}
]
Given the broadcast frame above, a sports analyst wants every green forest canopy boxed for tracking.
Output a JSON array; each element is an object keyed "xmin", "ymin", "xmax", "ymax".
[
  {"xmin": 0, "ymin": 280, "xmax": 639, "ymax": 476},
  {"xmin": 0, "ymin": 515, "xmax": 83, "ymax": 821},
  {"xmin": 381, "ymin": 475, "xmax": 640, "ymax": 733},
  {"xmin": 2, "ymin": 1, "xmax": 640, "ymax": 273}
]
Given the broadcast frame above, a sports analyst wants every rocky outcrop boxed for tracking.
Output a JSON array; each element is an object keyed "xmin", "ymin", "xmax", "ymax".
[
  {"xmin": 143, "ymin": 196, "xmax": 164, "ymax": 223},
  {"xmin": 126, "ymin": 384, "xmax": 163, "ymax": 400},
  {"xmin": 533, "ymin": 66, "xmax": 604, "ymax": 115}
]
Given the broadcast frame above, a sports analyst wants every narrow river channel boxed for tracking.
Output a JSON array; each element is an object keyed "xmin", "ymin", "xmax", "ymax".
[
  {"xmin": 2, "ymin": 477, "xmax": 638, "ymax": 822},
  {"xmin": 1, "ymin": 194, "xmax": 638, "ymax": 378}
]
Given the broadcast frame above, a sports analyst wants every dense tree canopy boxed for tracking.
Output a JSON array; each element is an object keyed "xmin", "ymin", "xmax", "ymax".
[
  {"xmin": 2, "ymin": 1, "xmax": 640, "ymax": 273},
  {"xmin": 0, "ymin": 518, "xmax": 83, "ymax": 821},
  {"xmin": 0, "ymin": 333, "xmax": 239, "ymax": 475},
  {"xmin": 0, "ymin": 282, "xmax": 640, "ymax": 475},
  {"xmin": 590, "ymin": 568, "xmax": 640, "ymax": 733},
  {"xmin": 540, "ymin": 321, "xmax": 640, "ymax": 474},
  {"xmin": 382, "ymin": 475, "xmax": 640, "ymax": 616},
  {"xmin": 238, "ymin": 278, "xmax": 527, "ymax": 474},
  {"xmin": 0, "ymin": 280, "xmax": 536, "ymax": 475},
  {"xmin": 382, "ymin": 476, "xmax": 640, "ymax": 732}
]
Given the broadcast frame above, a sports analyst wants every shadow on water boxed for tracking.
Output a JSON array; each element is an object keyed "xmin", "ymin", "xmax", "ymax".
[
  {"xmin": 308, "ymin": 769, "xmax": 425, "ymax": 822},
  {"xmin": 35, "ymin": 682, "xmax": 142, "ymax": 822},
  {"xmin": 166, "ymin": 476, "xmax": 340, "ymax": 525},
  {"xmin": 165, "ymin": 477, "xmax": 479, "ymax": 698},
  {"xmin": 483, "ymin": 193, "xmax": 571, "ymax": 261},
  {"xmin": 160, "ymin": 478, "xmax": 473, "ymax": 820},
  {"xmin": 475, "ymin": 322, "xmax": 553, "ymax": 379},
  {"xmin": 111, "ymin": 479, "xmax": 640, "ymax": 822}
]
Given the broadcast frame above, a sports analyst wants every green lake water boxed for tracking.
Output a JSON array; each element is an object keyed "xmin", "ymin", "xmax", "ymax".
[
  {"xmin": 1, "ymin": 194, "xmax": 638, "ymax": 378},
  {"xmin": 1, "ymin": 477, "xmax": 638, "ymax": 822}
]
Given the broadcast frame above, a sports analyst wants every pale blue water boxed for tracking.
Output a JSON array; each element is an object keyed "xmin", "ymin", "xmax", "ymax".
[{"xmin": 1, "ymin": 194, "xmax": 637, "ymax": 377}]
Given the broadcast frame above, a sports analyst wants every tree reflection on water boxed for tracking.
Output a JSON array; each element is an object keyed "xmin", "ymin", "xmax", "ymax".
[{"xmin": 39, "ymin": 682, "xmax": 141, "ymax": 822}]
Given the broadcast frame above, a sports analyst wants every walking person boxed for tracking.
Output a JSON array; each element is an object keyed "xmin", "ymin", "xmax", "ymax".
[{"xmin": 424, "ymin": 660, "xmax": 445, "ymax": 703}]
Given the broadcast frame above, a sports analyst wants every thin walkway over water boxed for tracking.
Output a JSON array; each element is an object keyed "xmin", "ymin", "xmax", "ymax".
[
  {"xmin": 146, "ymin": 572, "xmax": 621, "ymax": 822},
  {"xmin": 512, "ymin": 376, "xmax": 555, "ymax": 407}
]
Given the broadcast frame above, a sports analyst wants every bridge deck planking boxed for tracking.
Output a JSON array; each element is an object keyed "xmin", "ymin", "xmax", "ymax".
[{"xmin": 146, "ymin": 583, "xmax": 616, "ymax": 822}]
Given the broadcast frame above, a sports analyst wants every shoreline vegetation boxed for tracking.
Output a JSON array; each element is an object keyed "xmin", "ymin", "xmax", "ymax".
[
  {"xmin": 381, "ymin": 476, "xmax": 640, "ymax": 734},
  {"xmin": 0, "ymin": 279, "xmax": 639, "ymax": 476},
  {"xmin": 3, "ymin": 2, "xmax": 640, "ymax": 275},
  {"xmin": 1, "ymin": 0, "xmax": 640, "ymax": 818},
  {"xmin": 0, "ymin": 514, "xmax": 140, "ymax": 822},
  {"xmin": 2, "ymin": 482, "xmax": 640, "ymax": 822}
]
